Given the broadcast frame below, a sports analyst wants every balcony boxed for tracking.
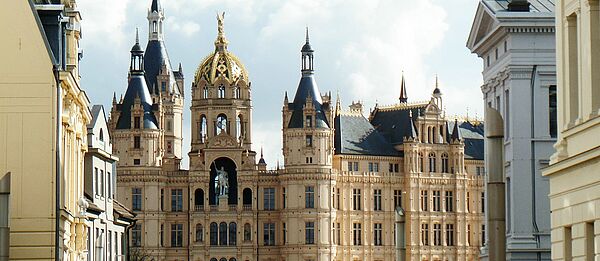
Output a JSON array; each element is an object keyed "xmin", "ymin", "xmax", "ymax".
[
  {"xmin": 194, "ymin": 205, "xmax": 204, "ymax": 211},
  {"xmin": 242, "ymin": 204, "xmax": 252, "ymax": 211}
]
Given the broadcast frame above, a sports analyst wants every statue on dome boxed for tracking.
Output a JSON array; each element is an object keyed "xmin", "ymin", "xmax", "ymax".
[{"xmin": 217, "ymin": 12, "xmax": 225, "ymax": 35}]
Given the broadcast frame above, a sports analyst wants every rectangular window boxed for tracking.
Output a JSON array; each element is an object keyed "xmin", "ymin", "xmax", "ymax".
[
  {"xmin": 264, "ymin": 188, "xmax": 275, "ymax": 210},
  {"xmin": 336, "ymin": 223, "xmax": 341, "ymax": 245},
  {"xmin": 305, "ymin": 115, "xmax": 312, "ymax": 128},
  {"xmin": 305, "ymin": 186, "xmax": 314, "ymax": 208},
  {"xmin": 161, "ymin": 81, "xmax": 166, "ymax": 92},
  {"xmin": 132, "ymin": 188, "xmax": 142, "ymax": 211},
  {"xmin": 481, "ymin": 224, "xmax": 486, "ymax": 246},
  {"xmin": 421, "ymin": 223, "xmax": 429, "ymax": 246},
  {"xmin": 373, "ymin": 189, "xmax": 382, "ymax": 211},
  {"xmin": 100, "ymin": 170, "xmax": 104, "ymax": 197},
  {"xmin": 94, "ymin": 167, "xmax": 99, "ymax": 196},
  {"xmin": 282, "ymin": 188, "xmax": 286, "ymax": 209},
  {"xmin": 432, "ymin": 190, "xmax": 441, "ymax": 212},
  {"xmin": 467, "ymin": 192, "xmax": 471, "ymax": 212},
  {"xmin": 505, "ymin": 90, "xmax": 510, "ymax": 138},
  {"xmin": 564, "ymin": 226, "xmax": 572, "ymax": 260},
  {"xmin": 336, "ymin": 188, "xmax": 340, "ymax": 209},
  {"xmin": 445, "ymin": 191, "xmax": 454, "ymax": 212},
  {"xmin": 133, "ymin": 159, "xmax": 140, "ymax": 165},
  {"xmin": 132, "ymin": 224, "xmax": 141, "ymax": 247},
  {"xmin": 353, "ymin": 223, "xmax": 362, "ymax": 245},
  {"xmin": 160, "ymin": 189, "xmax": 164, "ymax": 211},
  {"xmin": 263, "ymin": 223, "xmax": 275, "ymax": 246},
  {"xmin": 306, "ymin": 135, "xmax": 313, "ymax": 147},
  {"xmin": 549, "ymin": 85, "xmax": 557, "ymax": 138},
  {"xmin": 134, "ymin": 116, "xmax": 140, "ymax": 129},
  {"xmin": 394, "ymin": 190, "xmax": 402, "ymax": 209},
  {"xmin": 585, "ymin": 222, "xmax": 594, "ymax": 260},
  {"xmin": 160, "ymin": 224, "xmax": 164, "ymax": 246},
  {"xmin": 353, "ymin": 189, "xmax": 362, "ymax": 210},
  {"xmin": 283, "ymin": 223, "xmax": 287, "ymax": 245},
  {"xmin": 353, "ymin": 162, "xmax": 359, "ymax": 171},
  {"xmin": 446, "ymin": 224, "xmax": 454, "ymax": 246},
  {"xmin": 420, "ymin": 190, "xmax": 428, "ymax": 211},
  {"xmin": 467, "ymin": 224, "xmax": 471, "ymax": 246},
  {"xmin": 495, "ymin": 48, "xmax": 499, "ymax": 60},
  {"xmin": 374, "ymin": 223, "xmax": 383, "ymax": 246},
  {"xmin": 433, "ymin": 223, "xmax": 442, "ymax": 246},
  {"xmin": 481, "ymin": 192, "xmax": 486, "ymax": 213},
  {"xmin": 134, "ymin": 136, "xmax": 141, "ymax": 149},
  {"xmin": 107, "ymin": 172, "xmax": 112, "ymax": 199},
  {"xmin": 368, "ymin": 162, "xmax": 379, "ymax": 172},
  {"xmin": 171, "ymin": 224, "xmax": 183, "ymax": 247},
  {"xmin": 171, "ymin": 189, "xmax": 183, "ymax": 212},
  {"xmin": 305, "ymin": 222, "xmax": 315, "ymax": 244}
]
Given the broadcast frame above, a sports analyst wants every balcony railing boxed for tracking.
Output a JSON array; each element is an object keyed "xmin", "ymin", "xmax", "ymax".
[
  {"xmin": 243, "ymin": 204, "xmax": 252, "ymax": 211},
  {"xmin": 194, "ymin": 205, "xmax": 204, "ymax": 211}
]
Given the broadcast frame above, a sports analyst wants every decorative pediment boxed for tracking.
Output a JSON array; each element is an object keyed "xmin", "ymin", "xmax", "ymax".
[{"xmin": 467, "ymin": 3, "xmax": 499, "ymax": 52}]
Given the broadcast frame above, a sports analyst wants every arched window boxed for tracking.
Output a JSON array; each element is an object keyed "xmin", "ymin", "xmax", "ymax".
[
  {"xmin": 418, "ymin": 153, "xmax": 424, "ymax": 172},
  {"xmin": 194, "ymin": 189, "xmax": 204, "ymax": 210},
  {"xmin": 233, "ymin": 87, "xmax": 240, "ymax": 99},
  {"xmin": 218, "ymin": 84, "xmax": 225, "ymax": 98},
  {"xmin": 429, "ymin": 153, "xmax": 437, "ymax": 173},
  {"xmin": 243, "ymin": 188, "xmax": 252, "ymax": 206},
  {"xmin": 441, "ymin": 153, "xmax": 449, "ymax": 173},
  {"xmin": 216, "ymin": 114, "xmax": 227, "ymax": 135},
  {"xmin": 203, "ymin": 87, "xmax": 209, "ymax": 99},
  {"xmin": 152, "ymin": 21, "xmax": 157, "ymax": 33},
  {"xmin": 200, "ymin": 115, "xmax": 207, "ymax": 143},
  {"xmin": 219, "ymin": 222, "xmax": 228, "ymax": 245},
  {"xmin": 220, "ymin": 258, "xmax": 227, "ymax": 261},
  {"xmin": 210, "ymin": 223, "xmax": 218, "ymax": 245},
  {"xmin": 229, "ymin": 222, "xmax": 237, "ymax": 246},
  {"xmin": 229, "ymin": 258, "xmax": 237, "ymax": 261},
  {"xmin": 196, "ymin": 224, "xmax": 204, "ymax": 242},
  {"xmin": 210, "ymin": 259, "xmax": 217, "ymax": 261},
  {"xmin": 99, "ymin": 128, "xmax": 104, "ymax": 141},
  {"xmin": 243, "ymin": 223, "xmax": 251, "ymax": 242},
  {"xmin": 236, "ymin": 115, "xmax": 243, "ymax": 141}
]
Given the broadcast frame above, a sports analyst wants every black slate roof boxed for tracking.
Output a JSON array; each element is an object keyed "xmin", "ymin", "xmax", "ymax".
[
  {"xmin": 335, "ymin": 114, "xmax": 398, "ymax": 156},
  {"xmin": 369, "ymin": 105, "xmax": 426, "ymax": 145},
  {"xmin": 115, "ymin": 74, "xmax": 159, "ymax": 130},
  {"xmin": 448, "ymin": 120, "xmax": 485, "ymax": 160},
  {"xmin": 288, "ymin": 75, "xmax": 330, "ymax": 128},
  {"xmin": 144, "ymin": 40, "xmax": 178, "ymax": 95}
]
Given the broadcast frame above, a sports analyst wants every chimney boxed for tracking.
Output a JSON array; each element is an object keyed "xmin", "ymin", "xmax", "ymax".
[{"xmin": 508, "ymin": 0, "xmax": 530, "ymax": 12}]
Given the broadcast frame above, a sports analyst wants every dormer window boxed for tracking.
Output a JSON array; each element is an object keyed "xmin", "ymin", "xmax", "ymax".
[{"xmin": 305, "ymin": 116, "xmax": 312, "ymax": 128}]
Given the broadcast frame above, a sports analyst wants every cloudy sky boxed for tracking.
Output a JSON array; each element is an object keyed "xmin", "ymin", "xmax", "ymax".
[{"xmin": 78, "ymin": 0, "xmax": 483, "ymax": 169}]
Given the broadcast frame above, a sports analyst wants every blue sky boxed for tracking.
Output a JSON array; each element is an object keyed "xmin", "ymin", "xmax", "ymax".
[{"xmin": 78, "ymin": 0, "xmax": 483, "ymax": 169}]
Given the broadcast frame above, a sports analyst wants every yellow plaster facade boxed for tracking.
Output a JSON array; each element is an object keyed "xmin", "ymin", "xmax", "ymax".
[
  {"xmin": 543, "ymin": 0, "xmax": 600, "ymax": 260},
  {"xmin": 0, "ymin": 0, "xmax": 91, "ymax": 260}
]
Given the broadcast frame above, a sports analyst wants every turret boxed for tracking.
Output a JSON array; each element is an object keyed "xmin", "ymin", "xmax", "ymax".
[{"xmin": 283, "ymin": 29, "xmax": 334, "ymax": 168}]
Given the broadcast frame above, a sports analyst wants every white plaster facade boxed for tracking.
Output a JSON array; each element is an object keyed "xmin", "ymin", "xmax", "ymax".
[{"xmin": 467, "ymin": 0, "xmax": 557, "ymax": 260}]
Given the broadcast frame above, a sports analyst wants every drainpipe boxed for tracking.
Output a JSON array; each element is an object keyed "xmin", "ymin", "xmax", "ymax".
[
  {"xmin": 529, "ymin": 65, "xmax": 542, "ymax": 261},
  {"xmin": 395, "ymin": 206, "xmax": 405, "ymax": 261},
  {"xmin": 54, "ymin": 64, "xmax": 62, "ymax": 261},
  {"xmin": 484, "ymin": 107, "xmax": 506, "ymax": 261}
]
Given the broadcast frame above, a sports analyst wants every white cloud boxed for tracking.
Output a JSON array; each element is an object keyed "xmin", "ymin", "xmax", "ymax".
[
  {"xmin": 167, "ymin": 17, "xmax": 201, "ymax": 37},
  {"xmin": 79, "ymin": 0, "xmax": 132, "ymax": 48},
  {"xmin": 251, "ymin": 121, "xmax": 283, "ymax": 169}
]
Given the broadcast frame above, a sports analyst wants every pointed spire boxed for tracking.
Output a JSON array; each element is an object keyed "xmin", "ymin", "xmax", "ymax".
[
  {"xmin": 451, "ymin": 118, "xmax": 463, "ymax": 142},
  {"xmin": 150, "ymin": 0, "xmax": 161, "ymax": 12},
  {"xmin": 112, "ymin": 92, "xmax": 117, "ymax": 104},
  {"xmin": 178, "ymin": 62, "xmax": 183, "ymax": 73},
  {"xmin": 135, "ymin": 28, "xmax": 140, "ymax": 44},
  {"xmin": 258, "ymin": 147, "xmax": 266, "ymax": 165},
  {"xmin": 404, "ymin": 110, "xmax": 418, "ymax": 141},
  {"xmin": 433, "ymin": 74, "xmax": 441, "ymax": 96},
  {"xmin": 305, "ymin": 27, "xmax": 310, "ymax": 44},
  {"xmin": 284, "ymin": 91, "xmax": 289, "ymax": 104},
  {"xmin": 399, "ymin": 71, "xmax": 408, "ymax": 103},
  {"xmin": 335, "ymin": 91, "xmax": 341, "ymax": 116}
]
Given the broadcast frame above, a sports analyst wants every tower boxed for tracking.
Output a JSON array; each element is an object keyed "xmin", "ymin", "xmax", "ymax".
[
  {"xmin": 110, "ymin": 31, "xmax": 163, "ymax": 168},
  {"xmin": 282, "ymin": 28, "xmax": 335, "ymax": 168},
  {"xmin": 281, "ymin": 30, "xmax": 335, "ymax": 261},
  {"xmin": 144, "ymin": 0, "xmax": 184, "ymax": 167}
]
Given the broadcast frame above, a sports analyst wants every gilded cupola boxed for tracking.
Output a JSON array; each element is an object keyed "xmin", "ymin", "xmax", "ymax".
[{"xmin": 194, "ymin": 12, "xmax": 249, "ymax": 85}]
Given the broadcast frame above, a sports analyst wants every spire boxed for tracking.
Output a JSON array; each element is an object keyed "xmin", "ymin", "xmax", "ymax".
[
  {"xmin": 451, "ymin": 118, "xmax": 463, "ymax": 141},
  {"xmin": 150, "ymin": 0, "xmax": 161, "ymax": 12},
  {"xmin": 404, "ymin": 110, "xmax": 418, "ymax": 141},
  {"xmin": 130, "ymin": 30, "xmax": 144, "ymax": 73},
  {"xmin": 258, "ymin": 147, "xmax": 266, "ymax": 165},
  {"xmin": 433, "ymin": 74, "xmax": 442, "ymax": 96},
  {"xmin": 135, "ymin": 28, "xmax": 140, "ymax": 45},
  {"xmin": 305, "ymin": 27, "xmax": 310, "ymax": 44},
  {"xmin": 178, "ymin": 62, "xmax": 183, "ymax": 73},
  {"xmin": 214, "ymin": 12, "xmax": 229, "ymax": 51},
  {"xmin": 399, "ymin": 71, "xmax": 408, "ymax": 103},
  {"xmin": 335, "ymin": 92, "xmax": 341, "ymax": 116},
  {"xmin": 284, "ymin": 91, "xmax": 289, "ymax": 104},
  {"xmin": 301, "ymin": 28, "xmax": 314, "ymax": 76}
]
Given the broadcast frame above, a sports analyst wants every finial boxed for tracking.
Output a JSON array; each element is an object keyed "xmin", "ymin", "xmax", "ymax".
[
  {"xmin": 399, "ymin": 70, "xmax": 408, "ymax": 103},
  {"xmin": 305, "ymin": 27, "xmax": 310, "ymax": 44},
  {"xmin": 435, "ymin": 74, "xmax": 439, "ymax": 88},
  {"xmin": 261, "ymin": 147, "xmax": 264, "ymax": 158},
  {"xmin": 215, "ymin": 12, "xmax": 229, "ymax": 50},
  {"xmin": 135, "ymin": 28, "xmax": 139, "ymax": 44},
  {"xmin": 178, "ymin": 62, "xmax": 183, "ymax": 72}
]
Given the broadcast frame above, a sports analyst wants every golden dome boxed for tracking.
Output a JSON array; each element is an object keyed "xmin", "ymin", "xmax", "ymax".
[{"xmin": 194, "ymin": 12, "xmax": 249, "ymax": 85}]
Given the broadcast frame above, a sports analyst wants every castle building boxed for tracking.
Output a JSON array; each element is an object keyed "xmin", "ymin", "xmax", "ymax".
[
  {"xmin": 467, "ymin": 0, "xmax": 556, "ymax": 259},
  {"xmin": 542, "ymin": 0, "xmax": 600, "ymax": 260},
  {"xmin": 113, "ymin": 2, "xmax": 486, "ymax": 260},
  {"xmin": 1, "ymin": 0, "xmax": 91, "ymax": 260}
]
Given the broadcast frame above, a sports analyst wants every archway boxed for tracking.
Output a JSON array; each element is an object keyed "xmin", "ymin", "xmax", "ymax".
[{"xmin": 209, "ymin": 157, "xmax": 238, "ymax": 205}]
